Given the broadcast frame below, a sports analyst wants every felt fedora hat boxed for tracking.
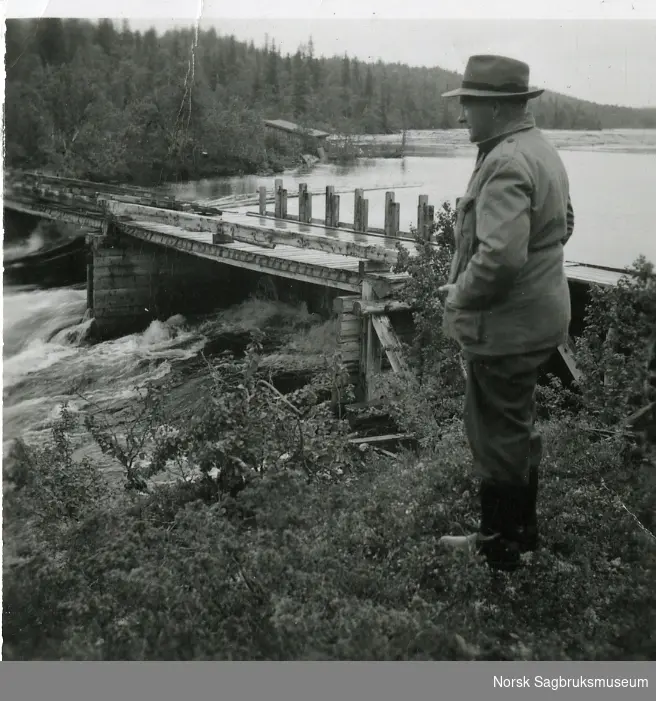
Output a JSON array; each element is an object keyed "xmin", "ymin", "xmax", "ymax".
[{"xmin": 442, "ymin": 55, "xmax": 544, "ymax": 99}]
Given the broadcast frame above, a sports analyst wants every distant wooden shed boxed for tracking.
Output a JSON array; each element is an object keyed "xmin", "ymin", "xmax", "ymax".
[{"xmin": 263, "ymin": 119, "xmax": 331, "ymax": 154}]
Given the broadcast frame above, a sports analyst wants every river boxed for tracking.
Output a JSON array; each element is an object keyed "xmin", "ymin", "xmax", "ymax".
[{"xmin": 4, "ymin": 128, "xmax": 656, "ymax": 481}]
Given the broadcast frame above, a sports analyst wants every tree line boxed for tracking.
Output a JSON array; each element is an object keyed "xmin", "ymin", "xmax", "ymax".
[{"xmin": 5, "ymin": 19, "xmax": 656, "ymax": 185}]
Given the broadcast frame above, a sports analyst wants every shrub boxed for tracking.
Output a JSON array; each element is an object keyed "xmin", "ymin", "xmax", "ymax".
[{"xmin": 574, "ymin": 256, "xmax": 656, "ymax": 426}]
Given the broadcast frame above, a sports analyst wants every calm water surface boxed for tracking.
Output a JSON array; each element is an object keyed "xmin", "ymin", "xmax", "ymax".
[{"xmin": 171, "ymin": 129, "xmax": 656, "ymax": 270}]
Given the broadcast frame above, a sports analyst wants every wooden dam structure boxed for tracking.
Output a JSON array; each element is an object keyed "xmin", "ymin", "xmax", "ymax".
[{"xmin": 3, "ymin": 170, "xmax": 628, "ymax": 401}]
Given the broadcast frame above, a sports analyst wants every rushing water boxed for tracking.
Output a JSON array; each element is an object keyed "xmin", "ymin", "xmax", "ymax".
[{"xmin": 4, "ymin": 129, "xmax": 656, "ymax": 478}]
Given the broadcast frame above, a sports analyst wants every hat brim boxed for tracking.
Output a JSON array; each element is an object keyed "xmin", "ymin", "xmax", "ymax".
[{"xmin": 442, "ymin": 87, "xmax": 545, "ymax": 99}]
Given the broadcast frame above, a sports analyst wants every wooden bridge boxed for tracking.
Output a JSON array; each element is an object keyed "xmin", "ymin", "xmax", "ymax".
[{"xmin": 3, "ymin": 170, "xmax": 628, "ymax": 399}]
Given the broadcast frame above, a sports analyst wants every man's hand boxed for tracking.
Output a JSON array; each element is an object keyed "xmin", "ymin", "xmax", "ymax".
[{"xmin": 438, "ymin": 284, "xmax": 456, "ymax": 296}]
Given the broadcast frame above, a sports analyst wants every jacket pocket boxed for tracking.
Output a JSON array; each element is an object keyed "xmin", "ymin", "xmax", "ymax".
[{"xmin": 443, "ymin": 301, "xmax": 484, "ymax": 347}]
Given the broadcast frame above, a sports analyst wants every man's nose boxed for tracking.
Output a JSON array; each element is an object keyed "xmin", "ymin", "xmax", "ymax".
[{"xmin": 457, "ymin": 107, "xmax": 467, "ymax": 124}]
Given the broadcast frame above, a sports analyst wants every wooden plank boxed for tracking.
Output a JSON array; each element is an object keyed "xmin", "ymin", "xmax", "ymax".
[
  {"xmin": 259, "ymin": 186, "xmax": 267, "ymax": 216},
  {"xmin": 220, "ymin": 219, "xmax": 400, "ymax": 265},
  {"xmin": 348, "ymin": 433, "xmax": 414, "ymax": 446},
  {"xmin": 557, "ymin": 337, "xmax": 582, "ymax": 383},
  {"xmin": 332, "ymin": 194, "xmax": 340, "ymax": 230},
  {"xmin": 274, "ymin": 179, "xmax": 283, "ymax": 218},
  {"xmin": 361, "ymin": 279, "xmax": 381, "ymax": 402},
  {"xmin": 354, "ymin": 189, "xmax": 363, "ymax": 233},
  {"xmin": 371, "ymin": 314, "xmax": 409, "ymax": 374},
  {"xmin": 333, "ymin": 295, "xmax": 360, "ymax": 315},
  {"xmin": 384, "ymin": 192, "xmax": 396, "ymax": 237},
  {"xmin": 564, "ymin": 264, "xmax": 627, "ymax": 288},
  {"xmin": 325, "ymin": 186, "xmax": 335, "ymax": 227},
  {"xmin": 361, "ymin": 199, "xmax": 369, "ymax": 234},
  {"xmin": 417, "ymin": 195, "xmax": 428, "ymax": 240},
  {"xmin": 2, "ymin": 199, "xmax": 104, "ymax": 228},
  {"xmin": 625, "ymin": 401, "xmax": 656, "ymax": 430},
  {"xmin": 353, "ymin": 300, "xmax": 414, "ymax": 316},
  {"xmin": 14, "ymin": 172, "xmax": 162, "ymax": 198},
  {"xmin": 426, "ymin": 205, "xmax": 435, "ymax": 239},
  {"xmin": 101, "ymin": 200, "xmax": 233, "ymax": 242},
  {"xmin": 116, "ymin": 222, "xmax": 362, "ymax": 292}
]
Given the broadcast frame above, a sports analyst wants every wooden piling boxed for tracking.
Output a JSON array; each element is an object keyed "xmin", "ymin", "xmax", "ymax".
[
  {"xmin": 325, "ymin": 186, "xmax": 340, "ymax": 228},
  {"xmin": 259, "ymin": 186, "xmax": 267, "ymax": 216},
  {"xmin": 417, "ymin": 195, "xmax": 428, "ymax": 239},
  {"xmin": 426, "ymin": 205, "xmax": 435, "ymax": 239},
  {"xmin": 361, "ymin": 199, "xmax": 369, "ymax": 233},
  {"xmin": 274, "ymin": 179, "xmax": 283, "ymax": 218},
  {"xmin": 325, "ymin": 186, "xmax": 334, "ymax": 227},
  {"xmin": 417, "ymin": 195, "xmax": 434, "ymax": 240},
  {"xmin": 384, "ymin": 191, "xmax": 400, "ymax": 238},
  {"xmin": 354, "ymin": 189, "xmax": 370, "ymax": 233},
  {"xmin": 299, "ymin": 183, "xmax": 312, "ymax": 223},
  {"xmin": 281, "ymin": 188, "xmax": 288, "ymax": 219},
  {"xmin": 360, "ymin": 279, "xmax": 380, "ymax": 402},
  {"xmin": 332, "ymin": 194, "xmax": 340, "ymax": 229}
]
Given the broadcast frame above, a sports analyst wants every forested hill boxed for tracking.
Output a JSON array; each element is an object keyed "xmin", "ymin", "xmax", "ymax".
[{"xmin": 5, "ymin": 19, "xmax": 656, "ymax": 185}]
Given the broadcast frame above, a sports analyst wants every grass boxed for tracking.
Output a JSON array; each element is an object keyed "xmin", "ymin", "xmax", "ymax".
[{"xmin": 3, "ymin": 408, "xmax": 655, "ymax": 661}]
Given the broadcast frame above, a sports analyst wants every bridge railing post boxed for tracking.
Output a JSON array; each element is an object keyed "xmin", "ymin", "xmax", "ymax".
[
  {"xmin": 325, "ymin": 186, "xmax": 340, "ymax": 228},
  {"xmin": 417, "ymin": 195, "xmax": 434, "ymax": 241},
  {"xmin": 274, "ymin": 178, "xmax": 283, "ymax": 218},
  {"xmin": 259, "ymin": 186, "xmax": 267, "ymax": 216},
  {"xmin": 299, "ymin": 183, "xmax": 312, "ymax": 223},
  {"xmin": 384, "ymin": 191, "xmax": 400, "ymax": 238},
  {"xmin": 354, "ymin": 189, "xmax": 369, "ymax": 233}
]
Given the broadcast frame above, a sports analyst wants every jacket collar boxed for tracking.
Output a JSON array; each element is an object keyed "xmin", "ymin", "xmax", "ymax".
[{"xmin": 475, "ymin": 112, "xmax": 537, "ymax": 158}]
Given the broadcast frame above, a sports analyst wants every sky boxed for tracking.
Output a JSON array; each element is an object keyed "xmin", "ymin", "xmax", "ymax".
[{"xmin": 5, "ymin": 1, "xmax": 656, "ymax": 108}]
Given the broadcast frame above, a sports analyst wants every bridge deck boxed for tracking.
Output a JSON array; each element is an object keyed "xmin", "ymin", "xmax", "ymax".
[
  {"xmin": 4, "ymin": 171, "xmax": 635, "ymax": 291},
  {"xmin": 118, "ymin": 219, "xmax": 366, "ymax": 292},
  {"xmin": 230, "ymin": 211, "xmax": 420, "ymax": 255}
]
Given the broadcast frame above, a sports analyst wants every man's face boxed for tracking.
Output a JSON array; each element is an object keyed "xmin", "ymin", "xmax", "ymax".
[{"xmin": 458, "ymin": 98, "xmax": 497, "ymax": 143}]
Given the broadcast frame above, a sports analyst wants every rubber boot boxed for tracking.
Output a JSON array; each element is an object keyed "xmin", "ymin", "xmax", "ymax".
[
  {"xmin": 476, "ymin": 480, "xmax": 523, "ymax": 572},
  {"xmin": 439, "ymin": 481, "xmax": 525, "ymax": 572},
  {"xmin": 518, "ymin": 465, "xmax": 539, "ymax": 552}
]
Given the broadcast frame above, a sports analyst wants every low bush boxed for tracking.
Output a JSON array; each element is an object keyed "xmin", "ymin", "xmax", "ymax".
[{"xmin": 4, "ymin": 207, "xmax": 655, "ymax": 661}]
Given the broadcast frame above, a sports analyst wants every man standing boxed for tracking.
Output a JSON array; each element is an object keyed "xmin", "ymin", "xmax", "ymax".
[{"xmin": 437, "ymin": 55, "xmax": 575, "ymax": 571}]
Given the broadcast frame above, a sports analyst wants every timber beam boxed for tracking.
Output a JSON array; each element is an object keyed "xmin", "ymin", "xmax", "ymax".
[
  {"xmin": 114, "ymin": 221, "xmax": 363, "ymax": 292},
  {"xmin": 100, "ymin": 199, "xmax": 233, "ymax": 241},
  {"xmin": 2, "ymin": 198, "xmax": 104, "ymax": 229},
  {"xmin": 353, "ymin": 299, "xmax": 414, "ymax": 316},
  {"xmin": 219, "ymin": 219, "xmax": 400, "ymax": 265},
  {"xmin": 102, "ymin": 199, "xmax": 403, "ymax": 265}
]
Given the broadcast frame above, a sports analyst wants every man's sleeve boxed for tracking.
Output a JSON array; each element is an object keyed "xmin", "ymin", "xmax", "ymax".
[
  {"xmin": 450, "ymin": 158, "xmax": 532, "ymax": 311},
  {"xmin": 563, "ymin": 194, "xmax": 574, "ymax": 245}
]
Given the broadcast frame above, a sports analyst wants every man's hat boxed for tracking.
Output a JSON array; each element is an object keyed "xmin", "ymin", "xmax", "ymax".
[{"xmin": 442, "ymin": 55, "xmax": 544, "ymax": 99}]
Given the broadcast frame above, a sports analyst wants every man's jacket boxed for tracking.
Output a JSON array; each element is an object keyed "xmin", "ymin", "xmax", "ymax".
[{"xmin": 443, "ymin": 113, "xmax": 575, "ymax": 357}]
